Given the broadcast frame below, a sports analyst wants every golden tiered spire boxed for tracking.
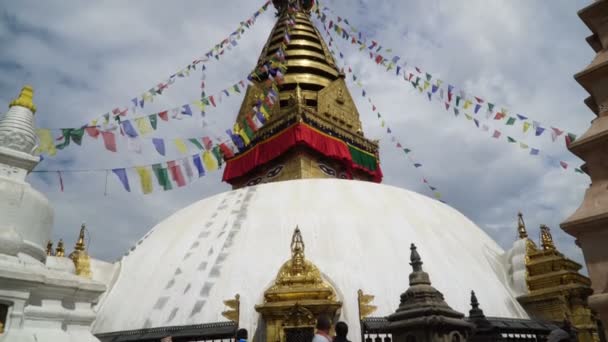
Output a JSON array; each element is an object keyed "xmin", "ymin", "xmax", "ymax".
[
  {"xmin": 70, "ymin": 224, "xmax": 92, "ymax": 278},
  {"xmin": 9, "ymin": 85, "xmax": 37, "ymax": 113},
  {"xmin": 224, "ymin": 0, "xmax": 381, "ymax": 188},
  {"xmin": 55, "ymin": 239, "xmax": 65, "ymax": 257},
  {"xmin": 46, "ymin": 240, "xmax": 54, "ymax": 256},
  {"xmin": 517, "ymin": 212, "xmax": 528, "ymax": 239},
  {"xmin": 539, "ymin": 224, "xmax": 556, "ymax": 251}
]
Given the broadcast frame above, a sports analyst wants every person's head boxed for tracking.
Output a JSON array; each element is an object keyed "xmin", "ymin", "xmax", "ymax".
[
  {"xmin": 236, "ymin": 328, "xmax": 248, "ymax": 341},
  {"xmin": 335, "ymin": 321, "xmax": 348, "ymax": 338},
  {"xmin": 316, "ymin": 315, "xmax": 331, "ymax": 333}
]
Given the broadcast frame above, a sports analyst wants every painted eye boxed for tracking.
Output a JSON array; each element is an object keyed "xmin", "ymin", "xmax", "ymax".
[
  {"xmin": 318, "ymin": 163, "xmax": 336, "ymax": 176},
  {"xmin": 266, "ymin": 165, "xmax": 284, "ymax": 178},
  {"xmin": 246, "ymin": 177, "xmax": 263, "ymax": 186},
  {"xmin": 338, "ymin": 172, "xmax": 349, "ymax": 179}
]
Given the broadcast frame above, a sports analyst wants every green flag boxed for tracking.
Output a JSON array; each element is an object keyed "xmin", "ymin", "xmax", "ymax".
[
  {"xmin": 507, "ymin": 136, "xmax": 516, "ymax": 143},
  {"xmin": 403, "ymin": 148, "xmax": 411, "ymax": 154},
  {"xmin": 149, "ymin": 114, "xmax": 158, "ymax": 130},
  {"xmin": 189, "ymin": 138, "xmax": 204, "ymax": 150},
  {"xmin": 152, "ymin": 164, "xmax": 172, "ymax": 191},
  {"xmin": 506, "ymin": 117, "xmax": 516, "ymax": 125}
]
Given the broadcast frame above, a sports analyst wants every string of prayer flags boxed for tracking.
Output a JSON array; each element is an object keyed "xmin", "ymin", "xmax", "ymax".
[
  {"xmin": 79, "ymin": 1, "xmax": 271, "ymax": 127},
  {"xmin": 316, "ymin": 3, "xmax": 578, "ymax": 150}
]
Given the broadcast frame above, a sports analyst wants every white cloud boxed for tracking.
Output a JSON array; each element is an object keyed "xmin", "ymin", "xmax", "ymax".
[{"xmin": 0, "ymin": 0, "xmax": 594, "ymax": 273}]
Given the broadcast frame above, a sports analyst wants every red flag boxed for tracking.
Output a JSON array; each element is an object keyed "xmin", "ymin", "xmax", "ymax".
[
  {"xmin": 158, "ymin": 111, "xmax": 169, "ymax": 121},
  {"xmin": 492, "ymin": 130, "xmax": 501, "ymax": 139},
  {"xmin": 494, "ymin": 112, "xmax": 506, "ymax": 120},
  {"xmin": 101, "ymin": 131, "xmax": 117, "ymax": 152},
  {"xmin": 445, "ymin": 102, "xmax": 450, "ymax": 110},
  {"xmin": 560, "ymin": 161, "xmax": 568, "ymax": 169},
  {"xmin": 375, "ymin": 55, "xmax": 383, "ymax": 64},
  {"xmin": 168, "ymin": 161, "xmax": 187, "ymax": 187},
  {"xmin": 219, "ymin": 143, "xmax": 234, "ymax": 159},
  {"xmin": 202, "ymin": 137, "xmax": 213, "ymax": 150},
  {"xmin": 415, "ymin": 67, "xmax": 421, "ymax": 73},
  {"xmin": 396, "ymin": 142, "xmax": 402, "ymax": 148},
  {"xmin": 475, "ymin": 97, "xmax": 484, "ymax": 103},
  {"xmin": 246, "ymin": 115, "xmax": 258, "ymax": 132},
  {"xmin": 372, "ymin": 105, "xmax": 376, "ymax": 111},
  {"xmin": 85, "ymin": 126, "xmax": 100, "ymax": 138},
  {"xmin": 209, "ymin": 96, "xmax": 216, "ymax": 107},
  {"xmin": 448, "ymin": 92, "xmax": 453, "ymax": 103}
]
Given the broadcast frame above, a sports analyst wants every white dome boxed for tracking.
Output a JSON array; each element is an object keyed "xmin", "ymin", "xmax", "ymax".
[{"xmin": 93, "ymin": 179, "xmax": 528, "ymax": 339}]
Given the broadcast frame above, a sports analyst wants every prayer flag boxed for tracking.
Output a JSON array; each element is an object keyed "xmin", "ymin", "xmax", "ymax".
[
  {"xmin": 58, "ymin": 171, "xmax": 64, "ymax": 192},
  {"xmin": 492, "ymin": 130, "xmax": 501, "ymax": 139},
  {"xmin": 560, "ymin": 161, "xmax": 568, "ymax": 170},
  {"xmin": 219, "ymin": 143, "xmax": 235, "ymax": 159},
  {"xmin": 209, "ymin": 95, "xmax": 216, "ymax": 107},
  {"xmin": 474, "ymin": 119, "xmax": 479, "ymax": 127},
  {"xmin": 535, "ymin": 126, "xmax": 545, "ymax": 136},
  {"xmin": 153, "ymin": 138, "xmax": 166, "ymax": 156},
  {"xmin": 135, "ymin": 117, "xmax": 153, "ymax": 135},
  {"xmin": 202, "ymin": 136, "xmax": 214, "ymax": 150},
  {"xmin": 575, "ymin": 168, "xmax": 584, "ymax": 174},
  {"xmin": 520, "ymin": 142, "xmax": 529, "ymax": 149},
  {"xmin": 551, "ymin": 127, "xmax": 564, "ymax": 141},
  {"xmin": 189, "ymin": 138, "xmax": 204, "ymax": 150},
  {"xmin": 85, "ymin": 126, "xmax": 100, "ymax": 139},
  {"xmin": 193, "ymin": 154, "xmax": 205, "ymax": 177},
  {"xmin": 35, "ymin": 129, "xmax": 57, "ymax": 156},
  {"xmin": 112, "ymin": 168, "xmax": 131, "ymax": 192},
  {"xmin": 158, "ymin": 111, "xmax": 169, "ymax": 121},
  {"xmin": 152, "ymin": 164, "xmax": 172, "ymax": 191},
  {"xmin": 167, "ymin": 161, "xmax": 187, "ymax": 187},
  {"xmin": 494, "ymin": 112, "xmax": 506, "ymax": 120},
  {"xmin": 530, "ymin": 148, "xmax": 540, "ymax": 155},
  {"xmin": 174, "ymin": 139, "xmax": 188, "ymax": 154},
  {"xmin": 414, "ymin": 163, "xmax": 422, "ymax": 168},
  {"xmin": 506, "ymin": 117, "xmax": 516, "ymax": 125},
  {"xmin": 523, "ymin": 122, "xmax": 531, "ymax": 133},
  {"xmin": 101, "ymin": 131, "xmax": 117, "ymax": 152},
  {"xmin": 135, "ymin": 167, "xmax": 153, "ymax": 194},
  {"xmin": 516, "ymin": 114, "xmax": 528, "ymax": 121},
  {"xmin": 182, "ymin": 158, "xmax": 194, "ymax": 181},
  {"xmin": 565, "ymin": 133, "xmax": 577, "ymax": 147},
  {"xmin": 202, "ymin": 151, "xmax": 219, "ymax": 171},
  {"xmin": 181, "ymin": 104, "xmax": 193, "ymax": 116},
  {"xmin": 507, "ymin": 136, "xmax": 516, "ymax": 143},
  {"xmin": 149, "ymin": 115, "xmax": 158, "ymax": 130},
  {"xmin": 474, "ymin": 104, "xmax": 481, "ymax": 114}
]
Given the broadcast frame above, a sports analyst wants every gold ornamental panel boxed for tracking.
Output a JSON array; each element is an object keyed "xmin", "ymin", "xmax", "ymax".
[
  {"xmin": 273, "ymin": 24, "xmax": 317, "ymax": 36},
  {"xmin": 285, "ymin": 59, "xmax": 339, "ymax": 77},
  {"xmin": 273, "ymin": 30, "xmax": 319, "ymax": 41},
  {"xmin": 285, "ymin": 49, "xmax": 327, "ymax": 60},
  {"xmin": 284, "ymin": 74, "xmax": 332, "ymax": 88}
]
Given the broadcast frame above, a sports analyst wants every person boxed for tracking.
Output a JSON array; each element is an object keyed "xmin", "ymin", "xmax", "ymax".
[
  {"xmin": 236, "ymin": 328, "xmax": 248, "ymax": 342},
  {"xmin": 334, "ymin": 321, "xmax": 351, "ymax": 342},
  {"xmin": 312, "ymin": 316, "xmax": 332, "ymax": 342}
]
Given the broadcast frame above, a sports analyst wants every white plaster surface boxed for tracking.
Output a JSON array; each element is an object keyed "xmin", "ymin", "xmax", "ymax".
[{"xmin": 93, "ymin": 179, "xmax": 529, "ymax": 340}]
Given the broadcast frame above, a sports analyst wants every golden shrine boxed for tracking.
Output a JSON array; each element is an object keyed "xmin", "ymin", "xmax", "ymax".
[
  {"xmin": 515, "ymin": 213, "xmax": 599, "ymax": 342},
  {"xmin": 255, "ymin": 227, "xmax": 342, "ymax": 342}
]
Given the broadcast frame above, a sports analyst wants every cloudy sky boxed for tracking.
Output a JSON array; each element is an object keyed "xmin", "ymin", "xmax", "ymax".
[{"xmin": 0, "ymin": 0, "xmax": 595, "ymax": 270}]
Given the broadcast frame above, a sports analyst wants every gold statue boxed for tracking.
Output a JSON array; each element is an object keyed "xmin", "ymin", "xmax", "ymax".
[{"xmin": 55, "ymin": 239, "xmax": 65, "ymax": 257}]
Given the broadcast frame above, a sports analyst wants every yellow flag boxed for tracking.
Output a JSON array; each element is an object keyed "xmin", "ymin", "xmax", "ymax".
[
  {"xmin": 523, "ymin": 122, "xmax": 531, "ymax": 133},
  {"xmin": 174, "ymin": 139, "xmax": 188, "ymax": 154},
  {"xmin": 202, "ymin": 151, "xmax": 218, "ymax": 171},
  {"xmin": 238, "ymin": 130, "xmax": 251, "ymax": 145},
  {"xmin": 193, "ymin": 100, "xmax": 206, "ymax": 111},
  {"xmin": 135, "ymin": 117, "xmax": 153, "ymax": 135},
  {"xmin": 135, "ymin": 167, "xmax": 153, "ymax": 194},
  {"xmin": 423, "ymin": 81, "xmax": 430, "ymax": 90},
  {"xmin": 463, "ymin": 100, "xmax": 472, "ymax": 110},
  {"xmin": 35, "ymin": 129, "xmax": 57, "ymax": 156}
]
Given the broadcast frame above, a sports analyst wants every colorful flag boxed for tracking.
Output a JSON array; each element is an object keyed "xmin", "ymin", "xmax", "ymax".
[
  {"xmin": 101, "ymin": 131, "xmax": 117, "ymax": 152},
  {"xmin": 167, "ymin": 161, "xmax": 187, "ymax": 187},
  {"xmin": 58, "ymin": 171, "xmax": 64, "ymax": 192},
  {"xmin": 181, "ymin": 104, "xmax": 193, "ymax": 116},
  {"xmin": 523, "ymin": 122, "xmax": 531, "ymax": 133},
  {"xmin": 182, "ymin": 158, "xmax": 194, "ymax": 181},
  {"xmin": 535, "ymin": 126, "xmax": 545, "ymax": 136},
  {"xmin": 516, "ymin": 114, "xmax": 528, "ymax": 121},
  {"xmin": 152, "ymin": 164, "xmax": 172, "ymax": 190},
  {"xmin": 202, "ymin": 151, "xmax": 219, "ymax": 171},
  {"xmin": 152, "ymin": 138, "xmax": 166, "ymax": 156},
  {"xmin": 135, "ymin": 167, "xmax": 153, "ymax": 194},
  {"xmin": 494, "ymin": 112, "xmax": 506, "ymax": 120},
  {"xmin": 189, "ymin": 138, "xmax": 204, "ymax": 150},
  {"xmin": 551, "ymin": 127, "xmax": 564, "ymax": 141},
  {"xmin": 158, "ymin": 111, "xmax": 169, "ymax": 121},
  {"xmin": 414, "ymin": 163, "xmax": 422, "ymax": 168},
  {"xmin": 193, "ymin": 154, "xmax": 205, "ymax": 177},
  {"xmin": 174, "ymin": 139, "xmax": 188, "ymax": 154},
  {"xmin": 492, "ymin": 130, "xmax": 501, "ymax": 139},
  {"xmin": 507, "ymin": 136, "xmax": 516, "ymax": 143},
  {"xmin": 474, "ymin": 104, "xmax": 481, "ymax": 114},
  {"xmin": 35, "ymin": 129, "xmax": 57, "ymax": 156},
  {"xmin": 506, "ymin": 117, "xmax": 516, "ymax": 125},
  {"xmin": 530, "ymin": 148, "xmax": 540, "ymax": 155},
  {"xmin": 127, "ymin": 137, "xmax": 142, "ymax": 154},
  {"xmin": 85, "ymin": 126, "xmax": 100, "ymax": 139},
  {"xmin": 135, "ymin": 117, "xmax": 153, "ymax": 135},
  {"xmin": 148, "ymin": 114, "xmax": 158, "ymax": 130},
  {"xmin": 560, "ymin": 161, "xmax": 568, "ymax": 169},
  {"xmin": 565, "ymin": 133, "xmax": 577, "ymax": 147},
  {"xmin": 122, "ymin": 121, "xmax": 138, "ymax": 138},
  {"xmin": 112, "ymin": 168, "xmax": 131, "ymax": 192}
]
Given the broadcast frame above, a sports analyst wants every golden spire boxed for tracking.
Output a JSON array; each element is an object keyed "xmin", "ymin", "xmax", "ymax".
[
  {"xmin": 517, "ymin": 212, "xmax": 528, "ymax": 239},
  {"xmin": 55, "ymin": 239, "xmax": 65, "ymax": 257},
  {"xmin": 540, "ymin": 224, "xmax": 556, "ymax": 251},
  {"xmin": 9, "ymin": 85, "xmax": 37, "ymax": 113},
  {"xmin": 358, "ymin": 289, "xmax": 377, "ymax": 320},
  {"xmin": 46, "ymin": 240, "xmax": 54, "ymax": 256},
  {"xmin": 290, "ymin": 226, "xmax": 305, "ymax": 275},
  {"xmin": 70, "ymin": 223, "xmax": 92, "ymax": 278},
  {"xmin": 74, "ymin": 223, "xmax": 86, "ymax": 252}
]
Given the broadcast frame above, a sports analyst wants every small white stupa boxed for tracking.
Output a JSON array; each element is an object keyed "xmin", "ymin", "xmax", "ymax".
[{"xmin": 0, "ymin": 86, "xmax": 105, "ymax": 342}]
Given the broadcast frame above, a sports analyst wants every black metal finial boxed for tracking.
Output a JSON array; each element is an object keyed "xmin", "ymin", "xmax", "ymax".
[
  {"xmin": 410, "ymin": 243, "xmax": 423, "ymax": 272},
  {"xmin": 470, "ymin": 290, "xmax": 479, "ymax": 309}
]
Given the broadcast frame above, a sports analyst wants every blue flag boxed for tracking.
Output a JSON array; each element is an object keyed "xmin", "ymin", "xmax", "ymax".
[
  {"xmin": 122, "ymin": 120, "xmax": 138, "ymax": 138},
  {"xmin": 112, "ymin": 168, "xmax": 131, "ymax": 192},
  {"xmin": 193, "ymin": 154, "xmax": 205, "ymax": 177},
  {"xmin": 152, "ymin": 138, "xmax": 166, "ymax": 156}
]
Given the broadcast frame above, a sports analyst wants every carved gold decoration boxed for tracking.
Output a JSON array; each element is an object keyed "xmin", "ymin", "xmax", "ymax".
[
  {"xmin": 255, "ymin": 226, "xmax": 342, "ymax": 342},
  {"xmin": 9, "ymin": 85, "xmax": 37, "ymax": 113},
  {"xmin": 221, "ymin": 294, "xmax": 240, "ymax": 323},
  {"xmin": 516, "ymin": 219, "xmax": 598, "ymax": 342},
  {"xmin": 55, "ymin": 239, "xmax": 65, "ymax": 257},
  {"xmin": 69, "ymin": 224, "xmax": 92, "ymax": 278},
  {"xmin": 358, "ymin": 289, "xmax": 377, "ymax": 320},
  {"xmin": 46, "ymin": 240, "xmax": 54, "ymax": 256},
  {"xmin": 517, "ymin": 212, "xmax": 528, "ymax": 239},
  {"xmin": 540, "ymin": 224, "xmax": 556, "ymax": 251}
]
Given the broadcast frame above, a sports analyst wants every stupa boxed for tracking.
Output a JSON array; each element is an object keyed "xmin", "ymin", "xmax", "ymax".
[{"xmin": 91, "ymin": 1, "xmax": 535, "ymax": 340}]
